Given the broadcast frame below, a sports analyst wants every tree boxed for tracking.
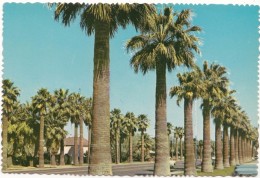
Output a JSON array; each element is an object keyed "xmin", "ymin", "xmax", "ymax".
[
  {"xmin": 136, "ymin": 133, "xmax": 154, "ymax": 161},
  {"xmin": 167, "ymin": 122, "xmax": 174, "ymax": 157},
  {"xmin": 174, "ymin": 127, "xmax": 179, "ymax": 161},
  {"xmin": 137, "ymin": 114, "xmax": 150, "ymax": 163},
  {"xmin": 178, "ymin": 127, "xmax": 184, "ymax": 161},
  {"xmin": 170, "ymin": 68, "xmax": 204, "ymax": 175},
  {"xmin": 51, "ymin": 3, "xmax": 156, "ymax": 175},
  {"xmin": 126, "ymin": 7, "xmax": 201, "ymax": 176},
  {"xmin": 198, "ymin": 140, "xmax": 203, "ymax": 159},
  {"xmin": 211, "ymin": 92, "xmax": 236, "ymax": 169},
  {"xmin": 7, "ymin": 102, "xmax": 34, "ymax": 167},
  {"xmin": 110, "ymin": 108, "xmax": 124, "ymax": 164},
  {"xmin": 122, "ymin": 112, "xmax": 138, "ymax": 163},
  {"xmin": 32, "ymin": 88, "xmax": 52, "ymax": 168},
  {"xmin": 200, "ymin": 61, "xmax": 229, "ymax": 172},
  {"xmin": 45, "ymin": 97, "xmax": 68, "ymax": 166},
  {"xmin": 68, "ymin": 93, "xmax": 85, "ymax": 166},
  {"xmin": 53, "ymin": 89, "xmax": 70, "ymax": 166},
  {"xmin": 2, "ymin": 79, "xmax": 20, "ymax": 170},
  {"xmin": 82, "ymin": 97, "xmax": 93, "ymax": 164}
]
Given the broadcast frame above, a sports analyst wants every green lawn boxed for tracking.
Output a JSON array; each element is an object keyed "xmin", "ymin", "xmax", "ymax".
[{"xmin": 196, "ymin": 166, "xmax": 235, "ymax": 176}]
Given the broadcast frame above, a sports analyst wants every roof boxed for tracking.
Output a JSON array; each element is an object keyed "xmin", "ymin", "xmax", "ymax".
[{"xmin": 64, "ymin": 137, "xmax": 88, "ymax": 146}]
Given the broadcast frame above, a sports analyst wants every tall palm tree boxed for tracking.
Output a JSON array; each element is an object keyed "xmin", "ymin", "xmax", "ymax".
[
  {"xmin": 53, "ymin": 89, "xmax": 70, "ymax": 166},
  {"xmin": 126, "ymin": 7, "xmax": 201, "ymax": 176},
  {"xmin": 122, "ymin": 112, "xmax": 138, "ymax": 163},
  {"xmin": 200, "ymin": 61, "xmax": 229, "ymax": 172},
  {"xmin": 137, "ymin": 114, "xmax": 150, "ymax": 163},
  {"xmin": 51, "ymin": 3, "xmax": 156, "ymax": 175},
  {"xmin": 32, "ymin": 88, "xmax": 52, "ymax": 168},
  {"xmin": 170, "ymin": 68, "xmax": 204, "ymax": 175},
  {"xmin": 110, "ymin": 108, "xmax": 124, "ymax": 164},
  {"xmin": 2, "ymin": 79, "xmax": 20, "ymax": 170}
]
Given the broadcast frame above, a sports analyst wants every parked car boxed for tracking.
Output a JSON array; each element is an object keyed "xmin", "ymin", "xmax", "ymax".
[{"xmin": 232, "ymin": 164, "xmax": 258, "ymax": 176}]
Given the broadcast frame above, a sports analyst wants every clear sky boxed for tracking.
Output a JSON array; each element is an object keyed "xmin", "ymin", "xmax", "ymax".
[{"xmin": 3, "ymin": 3, "xmax": 259, "ymax": 140}]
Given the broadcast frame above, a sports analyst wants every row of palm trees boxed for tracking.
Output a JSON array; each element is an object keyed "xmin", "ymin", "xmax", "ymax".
[
  {"xmin": 2, "ymin": 80, "xmax": 92, "ymax": 168},
  {"xmin": 110, "ymin": 109, "xmax": 150, "ymax": 163},
  {"xmin": 169, "ymin": 62, "xmax": 258, "ymax": 175},
  {"xmin": 3, "ymin": 3, "xmax": 258, "ymax": 176},
  {"xmin": 50, "ymin": 3, "xmax": 202, "ymax": 175},
  {"xmin": 2, "ymin": 79, "xmax": 155, "ymax": 169},
  {"xmin": 167, "ymin": 123, "xmax": 185, "ymax": 160}
]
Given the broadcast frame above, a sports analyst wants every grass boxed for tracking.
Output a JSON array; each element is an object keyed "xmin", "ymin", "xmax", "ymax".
[{"xmin": 196, "ymin": 166, "xmax": 235, "ymax": 176}]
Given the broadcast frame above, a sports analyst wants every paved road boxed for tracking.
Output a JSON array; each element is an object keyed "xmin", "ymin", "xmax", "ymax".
[{"xmin": 3, "ymin": 163, "xmax": 155, "ymax": 176}]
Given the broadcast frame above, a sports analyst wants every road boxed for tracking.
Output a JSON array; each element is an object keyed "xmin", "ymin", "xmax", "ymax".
[{"xmin": 3, "ymin": 162, "xmax": 155, "ymax": 176}]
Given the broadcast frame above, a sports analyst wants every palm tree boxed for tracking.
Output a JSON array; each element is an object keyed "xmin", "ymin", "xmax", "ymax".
[
  {"xmin": 200, "ymin": 61, "xmax": 229, "ymax": 172},
  {"xmin": 51, "ymin": 3, "xmax": 156, "ymax": 175},
  {"xmin": 122, "ymin": 112, "xmax": 138, "ymax": 163},
  {"xmin": 53, "ymin": 89, "xmax": 70, "ymax": 166},
  {"xmin": 110, "ymin": 108, "xmax": 124, "ymax": 164},
  {"xmin": 32, "ymin": 88, "xmax": 52, "ymax": 168},
  {"xmin": 167, "ymin": 122, "xmax": 174, "ymax": 157},
  {"xmin": 126, "ymin": 7, "xmax": 201, "ymax": 176},
  {"xmin": 137, "ymin": 114, "xmax": 150, "ymax": 163},
  {"xmin": 211, "ymin": 92, "xmax": 236, "ymax": 169},
  {"xmin": 170, "ymin": 68, "xmax": 204, "ymax": 175},
  {"xmin": 198, "ymin": 140, "xmax": 203, "ymax": 159},
  {"xmin": 178, "ymin": 127, "xmax": 184, "ymax": 161},
  {"xmin": 137, "ymin": 133, "xmax": 154, "ymax": 160},
  {"xmin": 68, "ymin": 93, "xmax": 85, "ymax": 166},
  {"xmin": 45, "ymin": 98, "xmax": 68, "ymax": 166},
  {"xmin": 174, "ymin": 127, "xmax": 179, "ymax": 161},
  {"xmin": 2, "ymin": 79, "xmax": 20, "ymax": 170},
  {"xmin": 83, "ymin": 98, "xmax": 92, "ymax": 164}
]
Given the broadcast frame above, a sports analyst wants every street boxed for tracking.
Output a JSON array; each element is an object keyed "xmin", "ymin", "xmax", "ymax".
[{"xmin": 3, "ymin": 163, "xmax": 156, "ymax": 176}]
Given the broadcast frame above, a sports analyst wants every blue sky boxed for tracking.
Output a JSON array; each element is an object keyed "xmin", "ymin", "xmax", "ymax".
[{"xmin": 3, "ymin": 3, "xmax": 259, "ymax": 140}]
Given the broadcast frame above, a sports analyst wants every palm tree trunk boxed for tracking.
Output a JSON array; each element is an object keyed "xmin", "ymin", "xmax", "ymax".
[
  {"xmin": 223, "ymin": 124, "xmax": 230, "ymax": 167},
  {"xmin": 215, "ymin": 119, "xmax": 223, "ymax": 169},
  {"xmin": 200, "ymin": 148, "xmax": 203, "ymax": 160},
  {"xmin": 115, "ymin": 129, "xmax": 120, "ymax": 164},
  {"xmin": 87, "ymin": 125, "xmax": 91, "ymax": 164},
  {"xmin": 180, "ymin": 137, "xmax": 183, "ymax": 160},
  {"xmin": 175, "ymin": 137, "xmax": 178, "ymax": 161},
  {"xmin": 202, "ymin": 100, "xmax": 213, "ymax": 172},
  {"xmin": 153, "ymin": 61, "xmax": 170, "ymax": 176},
  {"xmin": 79, "ymin": 117, "xmax": 84, "ymax": 166},
  {"xmin": 88, "ymin": 20, "xmax": 112, "ymax": 176},
  {"xmin": 184, "ymin": 99, "xmax": 196, "ymax": 175},
  {"xmin": 2, "ymin": 116, "xmax": 8, "ymax": 170},
  {"xmin": 241, "ymin": 135, "xmax": 245, "ymax": 163},
  {"xmin": 230, "ymin": 126, "xmax": 236, "ymax": 166},
  {"xmin": 238, "ymin": 132, "xmax": 243, "ymax": 164},
  {"xmin": 29, "ymin": 156, "xmax": 34, "ymax": 167},
  {"xmin": 129, "ymin": 131, "xmax": 133, "ymax": 163},
  {"xmin": 141, "ymin": 131, "xmax": 145, "ymax": 162},
  {"xmin": 235, "ymin": 129, "xmax": 239, "ymax": 164},
  {"xmin": 60, "ymin": 125, "xmax": 65, "ymax": 166},
  {"xmin": 39, "ymin": 116, "xmax": 45, "ymax": 168},
  {"xmin": 33, "ymin": 140, "xmax": 39, "ymax": 167},
  {"xmin": 74, "ymin": 123, "xmax": 79, "ymax": 166},
  {"xmin": 7, "ymin": 155, "xmax": 13, "ymax": 167},
  {"xmin": 51, "ymin": 153, "xmax": 56, "ymax": 166}
]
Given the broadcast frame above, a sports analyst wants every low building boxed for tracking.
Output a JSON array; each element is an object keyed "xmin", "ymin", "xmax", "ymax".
[{"xmin": 61, "ymin": 137, "xmax": 88, "ymax": 164}]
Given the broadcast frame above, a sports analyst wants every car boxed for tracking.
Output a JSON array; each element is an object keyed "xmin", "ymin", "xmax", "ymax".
[{"xmin": 232, "ymin": 164, "xmax": 258, "ymax": 176}]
